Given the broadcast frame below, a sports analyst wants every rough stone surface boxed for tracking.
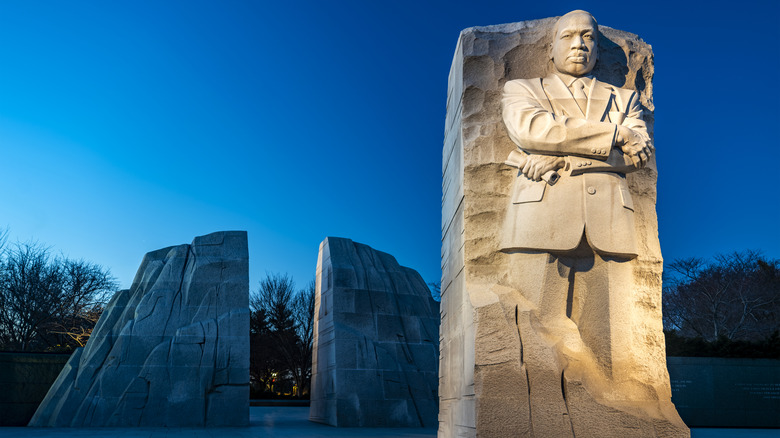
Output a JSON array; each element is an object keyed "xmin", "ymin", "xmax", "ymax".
[
  {"xmin": 309, "ymin": 237, "xmax": 439, "ymax": 428},
  {"xmin": 440, "ymin": 16, "xmax": 688, "ymax": 437},
  {"xmin": 29, "ymin": 231, "xmax": 249, "ymax": 427}
]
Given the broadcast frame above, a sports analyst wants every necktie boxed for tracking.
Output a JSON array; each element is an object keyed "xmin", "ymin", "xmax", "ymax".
[{"xmin": 571, "ymin": 78, "xmax": 588, "ymax": 115}]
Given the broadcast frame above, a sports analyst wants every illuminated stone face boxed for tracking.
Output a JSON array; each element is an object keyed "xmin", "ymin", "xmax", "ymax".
[{"xmin": 551, "ymin": 11, "xmax": 599, "ymax": 77}]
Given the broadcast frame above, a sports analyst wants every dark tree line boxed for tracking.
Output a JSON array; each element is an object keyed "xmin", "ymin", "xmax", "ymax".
[
  {"xmin": 250, "ymin": 273, "xmax": 314, "ymax": 398},
  {"xmin": 0, "ymin": 231, "xmax": 118, "ymax": 352},
  {"xmin": 663, "ymin": 250, "xmax": 780, "ymax": 358}
]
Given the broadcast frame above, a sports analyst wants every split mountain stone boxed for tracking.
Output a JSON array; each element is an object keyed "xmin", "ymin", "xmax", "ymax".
[{"xmin": 29, "ymin": 231, "xmax": 249, "ymax": 427}]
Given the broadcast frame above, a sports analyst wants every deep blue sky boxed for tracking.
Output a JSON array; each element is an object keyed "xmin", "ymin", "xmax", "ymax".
[{"xmin": 0, "ymin": 1, "xmax": 778, "ymax": 291}]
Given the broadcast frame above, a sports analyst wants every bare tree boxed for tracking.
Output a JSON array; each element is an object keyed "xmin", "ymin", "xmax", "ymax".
[
  {"xmin": 249, "ymin": 273, "xmax": 315, "ymax": 397},
  {"xmin": 663, "ymin": 250, "xmax": 780, "ymax": 342},
  {"xmin": 50, "ymin": 306, "xmax": 104, "ymax": 347},
  {"xmin": 255, "ymin": 273, "xmax": 297, "ymax": 334},
  {"xmin": 292, "ymin": 279, "xmax": 315, "ymax": 396},
  {"xmin": 0, "ymin": 241, "xmax": 117, "ymax": 351}
]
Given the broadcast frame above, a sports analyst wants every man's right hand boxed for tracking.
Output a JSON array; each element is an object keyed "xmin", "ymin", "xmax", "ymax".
[
  {"xmin": 521, "ymin": 155, "xmax": 565, "ymax": 181},
  {"xmin": 615, "ymin": 125, "xmax": 653, "ymax": 168}
]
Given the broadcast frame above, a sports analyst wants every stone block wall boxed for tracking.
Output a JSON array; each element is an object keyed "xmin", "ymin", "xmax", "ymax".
[
  {"xmin": 309, "ymin": 237, "xmax": 439, "ymax": 427},
  {"xmin": 668, "ymin": 357, "xmax": 780, "ymax": 428},
  {"xmin": 0, "ymin": 352, "xmax": 70, "ymax": 426}
]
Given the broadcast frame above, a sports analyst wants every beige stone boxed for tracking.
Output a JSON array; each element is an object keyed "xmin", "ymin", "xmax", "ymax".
[{"xmin": 439, "ymin": 11, "xmax": 688, "ymax": 437}]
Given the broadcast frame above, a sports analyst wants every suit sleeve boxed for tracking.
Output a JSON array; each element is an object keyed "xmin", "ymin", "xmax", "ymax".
[
  {"xmin": 501, "ymin": 79, "xmax": 617, "ymax": 159},
  {"xmin": 568, "ymin": 90, "xmax": 650, "ymax": 175},
  {"xmin": 622, "ymin": 91, "xmax": 650, "ymax": 142},
  {"xmin": 568, "ymin": 151, "xmax": 635, "ymax": 175}
]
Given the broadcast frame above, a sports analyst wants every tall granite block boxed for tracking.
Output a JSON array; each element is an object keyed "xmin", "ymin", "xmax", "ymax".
[
  {"xmin": 29, "ymin": 231, "xmax": 249, "ymax": 427},
  {"xmin": 309, "ymin": 237, "xmax": 439, "ymax": 427},
  {"xmin": 440, "ymin": 15, "xmax": 687, "ymax": 438}
]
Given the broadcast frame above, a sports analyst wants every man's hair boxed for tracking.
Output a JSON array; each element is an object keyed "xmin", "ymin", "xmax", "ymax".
[{"xmin": 552, "ymin": 10, "xmax": 598, "ymax": 38}]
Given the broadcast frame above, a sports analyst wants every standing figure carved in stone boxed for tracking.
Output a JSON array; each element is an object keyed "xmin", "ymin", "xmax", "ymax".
[{"xmin": 499, "ymin": 10, "xmax": 677, "ymax": 437}]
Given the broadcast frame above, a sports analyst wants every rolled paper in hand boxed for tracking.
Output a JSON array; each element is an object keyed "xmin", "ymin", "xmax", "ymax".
[
  {"xmin": 505, "ymin": 150, "xmax": 560, "ymax": 186},
  {"xmin": 542, "ymin": 170, "xmax": 560, "ymax": 185}
]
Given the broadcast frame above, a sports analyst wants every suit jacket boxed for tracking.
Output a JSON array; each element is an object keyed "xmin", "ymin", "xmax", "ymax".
[{"xmin": 500, "ymin": 74, "xmax": 649, "ymax": 258}]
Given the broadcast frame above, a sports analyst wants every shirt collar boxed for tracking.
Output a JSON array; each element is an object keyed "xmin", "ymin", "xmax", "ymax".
[{"xmin": 555, "ymin": 72, "xmax": 594, "ymax": 88}]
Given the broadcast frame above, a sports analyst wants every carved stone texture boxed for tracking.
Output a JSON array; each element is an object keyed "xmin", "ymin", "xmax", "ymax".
[
  {"xmin": 440, "ymin": 14, "xmax": 689, "ymax": 438},
  {"xmin": 309, "ymin": 237, "xmax": 439, "ymax": 427},
  {"xmin": 29, "ymin": 231, "xmax": 249, "ymax": 427}
]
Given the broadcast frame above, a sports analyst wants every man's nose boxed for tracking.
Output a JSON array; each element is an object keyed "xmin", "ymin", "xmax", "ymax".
[{"xmin": 570, "ymin": 35, "xmax": 585, "ymax": 49}]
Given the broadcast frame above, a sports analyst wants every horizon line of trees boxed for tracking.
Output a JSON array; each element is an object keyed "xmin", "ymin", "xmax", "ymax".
[
  {"xmin": 1, "ymin": 226, "xmax": 777, "ymax": 365},
  {"xmin": 663, "ymin": 250, "xmax": 780, "ymax": 358}
]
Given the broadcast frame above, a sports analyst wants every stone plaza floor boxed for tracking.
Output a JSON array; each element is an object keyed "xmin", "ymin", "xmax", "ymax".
[{"xmin": 0, "ymin": 407, "xmax": 777, "ymax": 437}]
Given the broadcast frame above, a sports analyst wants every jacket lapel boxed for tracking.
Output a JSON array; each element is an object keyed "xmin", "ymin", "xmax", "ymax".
[
  {"xmin": 586, "ymin": 79, "xmax": 613, "ymax": 122},
  {"xmin": 542, "ymin": 75, "xmax": 585, "ymax": 118}
]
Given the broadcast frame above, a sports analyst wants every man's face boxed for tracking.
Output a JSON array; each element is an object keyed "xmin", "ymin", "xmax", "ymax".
[{"xmin": 551, "ymin": 13, "xmax": 598, "ymax": 77}]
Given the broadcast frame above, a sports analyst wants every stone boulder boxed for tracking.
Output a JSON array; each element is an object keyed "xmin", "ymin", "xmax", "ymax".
[
  {"xmin": 29, "ymin": 231, "xmax": 249, "ymax": 427},
  {"xmin": 309, "ymin": 237, "xmax": 439, "ymax": 427}
]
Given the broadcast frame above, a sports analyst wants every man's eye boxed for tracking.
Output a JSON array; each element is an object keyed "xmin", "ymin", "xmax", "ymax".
[
  {"xmin": 584, "ymin": 34, "xmax": 594, "ymax": 40},
  {"xmin": 560, "ymin": 33, "xmax": 571, "ymax": 38}
]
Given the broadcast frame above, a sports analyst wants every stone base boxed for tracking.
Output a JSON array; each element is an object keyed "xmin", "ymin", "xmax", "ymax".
[{"xmin": 470, "ymin": 290, "xmax": 688, "ymax": 438}]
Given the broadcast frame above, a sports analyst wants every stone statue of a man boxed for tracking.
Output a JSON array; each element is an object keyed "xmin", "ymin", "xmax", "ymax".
[
  {"xmin": 498, "ymin": 9, "xmax": 680, "ymax": 437},
  {"xmin": 439, "ymin": 8, "xmax": 689, "ymax": 437},
  {"xmin": 502, "ymin": 9, "xmax": 653, "ymax": 255}
]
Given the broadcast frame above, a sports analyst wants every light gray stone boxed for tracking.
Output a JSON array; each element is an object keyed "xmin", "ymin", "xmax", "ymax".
[
  {"xmin": 29, "ymin": 231, "xmax": 249, "ymax": 427},
  {"xmin": 440, "ymin": 11, "xmax": 688, "ymax": 438},
  {"xmin": 309, "ymin": 237, "xmax": 439, "ymax": 428}
]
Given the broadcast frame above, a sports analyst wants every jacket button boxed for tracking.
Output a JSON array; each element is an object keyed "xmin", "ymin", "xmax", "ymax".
[{"xmin": 587, "ymin": 186, "xmax": 596, "ymax": 195}]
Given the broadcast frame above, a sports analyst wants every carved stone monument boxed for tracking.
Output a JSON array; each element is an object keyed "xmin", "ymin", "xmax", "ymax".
[
  {"xmin": 29, "ymin": 231, "xmax": 249, "ymax": 427},
  {"xmin": 440, "ymin": 11, "xmax": 689, "ymax": 437},
  {"xmin": 309, "ymin": 237, "xmax": 439, "ymax": 427}
]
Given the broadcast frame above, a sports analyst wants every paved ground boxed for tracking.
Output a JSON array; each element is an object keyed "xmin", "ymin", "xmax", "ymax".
[{"xmin": 1, "ymin": 407, "xmax": 778, "ymax": 437}]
